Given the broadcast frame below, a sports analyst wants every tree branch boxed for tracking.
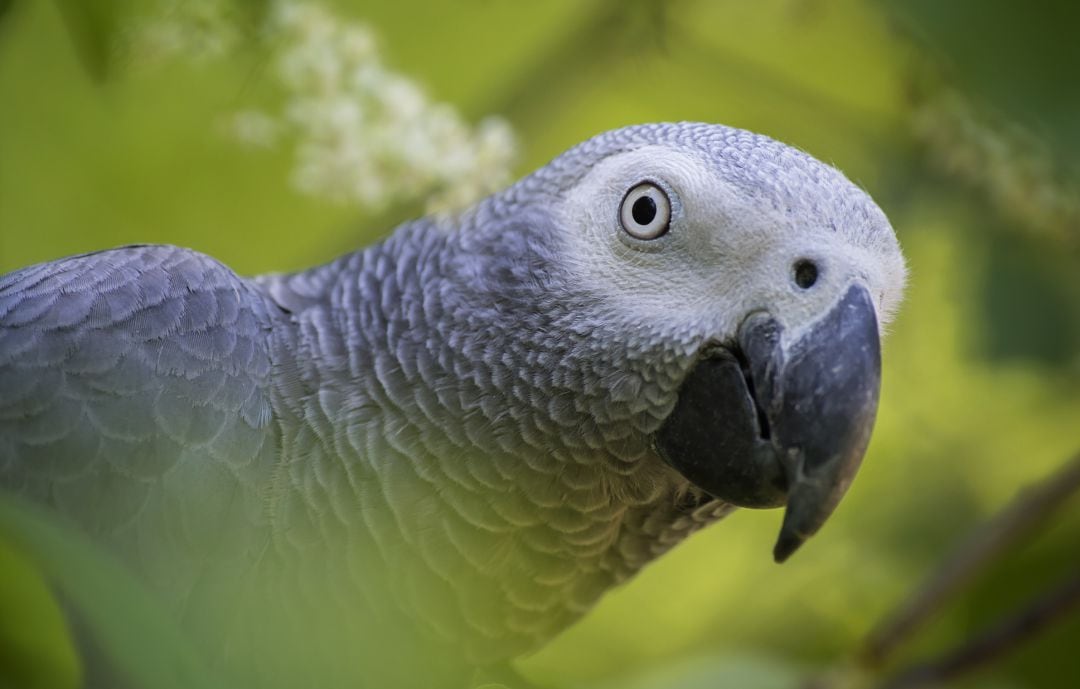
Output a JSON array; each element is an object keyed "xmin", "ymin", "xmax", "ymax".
[
  {"xmin": 861, "ymin": 450, "xmax": 1080, "ymax": 667},
  {"xmin": 875, "ymin": 569, "xmax": 1080, "ymax": 689}
]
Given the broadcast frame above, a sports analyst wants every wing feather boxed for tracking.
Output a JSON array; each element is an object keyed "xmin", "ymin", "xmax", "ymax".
[{"xmin": 0, "ymin": 245, "xmax": 285, "ymax": 608}]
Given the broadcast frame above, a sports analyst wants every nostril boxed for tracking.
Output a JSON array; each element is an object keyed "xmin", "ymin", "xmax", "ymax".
[{"xmin": 793, "ymin": 259, "xmax": 819, "ymax": 289}]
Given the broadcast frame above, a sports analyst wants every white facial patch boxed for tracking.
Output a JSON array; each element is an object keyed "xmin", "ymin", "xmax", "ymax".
[{"xmin": 551, "ymin": 142, "xmax": 906, "ymax": 351}]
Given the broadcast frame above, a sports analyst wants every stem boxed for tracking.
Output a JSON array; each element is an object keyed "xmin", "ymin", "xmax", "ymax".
[
  {"xmin": 861, "ymin": 450, "xmax": 1080, "ymax": 666},
  {"xmin": 875, "ymin": 570, "xmax": 1080, "ymax": 689}
]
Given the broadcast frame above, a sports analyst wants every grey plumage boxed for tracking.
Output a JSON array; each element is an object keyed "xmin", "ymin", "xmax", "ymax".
[{"xmin": 0, "ymin": 123, "xmax": 906, "ymax": 688}]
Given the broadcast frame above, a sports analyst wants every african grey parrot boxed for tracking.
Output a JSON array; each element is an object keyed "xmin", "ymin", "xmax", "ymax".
[{"xmin": 0, "ymin": 123, "xmax": 906, "ymax": 689}]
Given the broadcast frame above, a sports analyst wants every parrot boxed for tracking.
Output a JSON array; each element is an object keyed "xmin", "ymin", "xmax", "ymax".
[{"xmin": 0, "ymin": 122, "xmax": 906, "ymax": 689}]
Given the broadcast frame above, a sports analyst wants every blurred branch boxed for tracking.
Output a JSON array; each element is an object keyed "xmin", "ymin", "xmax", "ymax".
[
  {"xmin": 862, "ymin": 450, "xmax": 1080, "ymax": 666},
  {"xmin": 881, "ymin": 0, "xmax": 1080, "ymax": 247},
  {"xmin": 472, "ymin": 0, "xmax": 891, "ymax": 157},
  {"xmin": 469, "ymin": 0, "xmax": 677, "ymax": 123},
  {"xmin": 677, "ymin": 31, "xmax": 888, "ymax": 145},
  {"xmin": 908, "ymin": 87, "xmax": 1080, "ymax": 249},
  {"xmin": 875, "ymin": 569, "xmax": 1080, "ymax": 689}
]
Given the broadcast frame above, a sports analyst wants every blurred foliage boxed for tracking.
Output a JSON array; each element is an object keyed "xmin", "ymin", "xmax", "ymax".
[
  {"xmin": 882, "ymin": 0, "xmax": 1080, "ymax": 161},
  {"xmin": 0, "ymin": 517, "xmax": 79, "ymax": 689},
  {"xmin": 51, "ymin": 0, "xmax": 126, "ymax": 80},
  {"xmin": 0, "ymin": 1, "xmax": 1078, "ymax": 688},
  {"xmin": 0, "ymin": 495, "xmax": 222, "ymax": 689}
]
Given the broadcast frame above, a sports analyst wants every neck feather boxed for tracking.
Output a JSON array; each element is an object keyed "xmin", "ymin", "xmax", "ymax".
[{"xmin": 257, "ymin": 213, "xmax": 727, "ymax": 659}]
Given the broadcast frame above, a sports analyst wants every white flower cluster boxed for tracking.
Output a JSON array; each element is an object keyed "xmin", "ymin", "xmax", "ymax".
[
  {"xmin": 251, "ymin": 1, "xmax": 519, "ymax": 213},
  {"xmin": 135, "ymin": 0, "xmax": 519, "ymax": 214},
  {"xmin": 128, "ymin": 0, "xmax": 242, "ymax": 64}
]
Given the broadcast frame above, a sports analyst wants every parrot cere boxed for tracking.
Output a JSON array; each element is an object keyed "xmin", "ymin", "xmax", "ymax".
[{"xmin": 0, "ymin": 123, "xmax": 906, "ymax": 688}]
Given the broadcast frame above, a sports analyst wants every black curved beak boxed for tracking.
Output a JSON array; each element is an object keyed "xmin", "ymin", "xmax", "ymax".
[{"xmin": 655, "ymin": 284, "xmax": 881, "ymax": 562}]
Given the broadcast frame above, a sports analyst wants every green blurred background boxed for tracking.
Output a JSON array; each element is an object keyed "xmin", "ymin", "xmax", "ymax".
[{"xmin": 1, "ymin": 1, "xmax": 1078, "ymax": 688}]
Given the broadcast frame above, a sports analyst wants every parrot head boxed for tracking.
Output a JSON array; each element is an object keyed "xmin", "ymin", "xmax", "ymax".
[{"xmin": 492, "ymin": 123, "xmax": 907, "ymax": 562}]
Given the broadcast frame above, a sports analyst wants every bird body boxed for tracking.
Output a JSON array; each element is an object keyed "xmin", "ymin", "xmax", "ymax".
[{"xmin": 0, "ymin": 123, "xmax": 905, "ymax": 688}]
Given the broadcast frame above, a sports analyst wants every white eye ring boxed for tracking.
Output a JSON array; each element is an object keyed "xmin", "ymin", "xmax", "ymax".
[{"xmin": 619, "ymin": 182, "xmax": 671, "ymax": 240}]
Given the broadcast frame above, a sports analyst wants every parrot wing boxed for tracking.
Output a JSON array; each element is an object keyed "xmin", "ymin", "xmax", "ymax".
[{"xmin": 0, "ymin": 244, "xmax": 284, "ymax": 611}]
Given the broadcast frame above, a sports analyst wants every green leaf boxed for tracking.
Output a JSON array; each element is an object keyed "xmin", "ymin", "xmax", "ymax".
[
  {"xmin": 0, "ymin": 529, "xmax": 80, "ymax": 689},
  {"xmin": 0, "ymin": 492, "xmax": 230, "ymax": 689},
  {"xmin": 51, "ymin": 0, "xmax": 126, "ymax": 80}
]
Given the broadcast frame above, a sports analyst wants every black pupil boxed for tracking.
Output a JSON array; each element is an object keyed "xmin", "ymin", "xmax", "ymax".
[
  {"xmin": 631, "ymin": 195, "xmax": 657, "ymax": 225},
  {"xmin": 794, "ymin": 259, "xmax": 818, "ymax": 289}
]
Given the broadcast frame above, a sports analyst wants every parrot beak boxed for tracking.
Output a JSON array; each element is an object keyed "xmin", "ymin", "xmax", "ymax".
[{"xmin": 654, "ymin": 284, "xmax": 881, "ymax": 563}]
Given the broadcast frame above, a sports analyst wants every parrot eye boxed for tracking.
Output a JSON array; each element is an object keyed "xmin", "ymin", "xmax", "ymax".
[
  {"xmin": 620, "ymin": 182, "xmax": 671, "ymax": 240},
  {"xmin": 793, "ymin": 259, "xmax": 819, "ymax": 289}
]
